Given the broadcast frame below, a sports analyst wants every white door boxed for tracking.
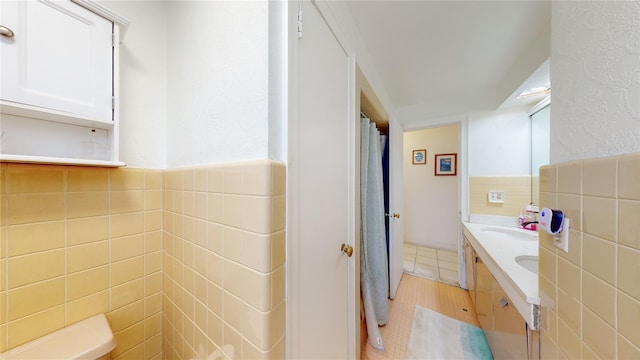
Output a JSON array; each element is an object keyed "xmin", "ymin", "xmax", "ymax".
[
  {"xmin": 287, "ymin": 1, "xmax": 355, "ymax": 358},
  {"xmin": 0, "ymin": 0, "xmax": 113, "ymax": 122},
  {"xmin": 388, "ymin": 117, "xmax": 404, "ymax": 299}
]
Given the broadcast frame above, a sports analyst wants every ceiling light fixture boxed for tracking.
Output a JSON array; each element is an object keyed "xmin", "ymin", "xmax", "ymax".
[{"xmin": 517, "ymin": 86, "xmax": 550, "ymax": 99}]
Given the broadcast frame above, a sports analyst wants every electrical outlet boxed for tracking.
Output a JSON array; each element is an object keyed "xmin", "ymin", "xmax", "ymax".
[
  {"xmin": 488, "ymin": 191, "xmax": 505, "ymax": 203},
  {"xmin": 553, "ymin": 218, "xmax": 570, "ymax": 253}
]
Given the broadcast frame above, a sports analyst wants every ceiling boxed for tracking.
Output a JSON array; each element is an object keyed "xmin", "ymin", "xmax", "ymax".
[{"xmin": 344, "ymin": 1, "xmax": 551, "ymax": 125}]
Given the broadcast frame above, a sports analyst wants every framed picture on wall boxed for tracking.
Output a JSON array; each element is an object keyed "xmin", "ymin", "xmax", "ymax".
[
  {"xmin": 435, "ymin": 153, "xmax": 457, "ymax": 176},
  {"xmin": 412, "ymin": 149, "xmax": 427, "ymax": 164}
]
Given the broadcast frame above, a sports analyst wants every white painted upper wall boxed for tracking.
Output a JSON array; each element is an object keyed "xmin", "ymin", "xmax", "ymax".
[
  {"xmin": 99, "ymin": 1, "xmax": 168, "ymax": 169},
  {"xmin": 99, "ymin": 1, "xmax": 279, "ymax": 169},
  {"xmin": 468, "ymin": 108, "xmax": 531, "ymax": 176},
  {"xmin": 268, "ymin": 0, "xmax": 287, "ymax": 162},
  {"xmin": 551, "ymin": 1, "xmax": 640, "ymax": 163},
  {"xmin": 166, "ymin": 1, "xmax": 270, "ymax": 168}
]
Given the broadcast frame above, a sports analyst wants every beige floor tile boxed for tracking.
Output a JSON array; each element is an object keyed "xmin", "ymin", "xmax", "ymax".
[
  {"xmin": 438, "ymin": 259, "xmax": 458, "ymax": 271},
  {"xmin": 402, "ymin": 249, "xmax": 415, "ymax": 259},
  {"xmin": 413, "ymin": 264, "xmax": 439, "ymax": 279},
  {"xmin": 437, "ymin": 249, "xmax": 457, "ymax": 260},
  {"xmin": 403, "ymin": 260, "xmax": 415, "ymax": 273},
  {"xmin": 403, "ymin": 248, "xmax": 417, "ymax": 265},
  {"xmin": 415, "ymin": 255, "xmax": 438, "ymax": 267},
  {"xmin": 403, "ymin": 244, "xmax": 460, "ymax": 287},
  {"xmin": 417, "ymin": 246, "xmax": 437, "ymax": 257},
  {"xmin": 403, "ymin": 243, "xmax": 417, "ymax": 253},
  {"xmin": 402, "ymin": 252, "xmax": 417, "ymax": 260}
]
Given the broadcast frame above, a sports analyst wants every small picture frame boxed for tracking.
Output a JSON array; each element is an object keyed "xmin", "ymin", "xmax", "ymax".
[
  {"xmin": 435, "ymin": 153, "xmax": 457, "ymax": 176},
  {"xmin": 412, "ymin": 149, "xmax": 427, "ymax": 165}
]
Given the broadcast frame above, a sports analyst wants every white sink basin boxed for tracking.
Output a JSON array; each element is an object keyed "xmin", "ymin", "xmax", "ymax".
[
  {"xmin": 515, "ymin": 255, "xmax": 538, "ymax": 274},
  {"xmin": 479, "ymin": 226, "xmax": 538, "ymax": 241}
]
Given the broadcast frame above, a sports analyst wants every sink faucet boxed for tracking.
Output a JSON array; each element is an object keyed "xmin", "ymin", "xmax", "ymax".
[{"xmin": 519, "ymin": 204, "xmax": 539, "ymax": 230}]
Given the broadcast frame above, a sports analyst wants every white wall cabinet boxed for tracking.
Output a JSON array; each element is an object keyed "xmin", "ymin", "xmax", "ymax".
[{"xmin": 0, "ymin": 0, "xmax": 129, "ymax": 166}]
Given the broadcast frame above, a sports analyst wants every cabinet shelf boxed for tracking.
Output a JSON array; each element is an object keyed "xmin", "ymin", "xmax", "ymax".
[
  {"xmin": 0, "ymin": 154, "xmax": 125, "ymax": 167},
  {"xmin": 1, "ymin": 101, "xmax": 114, "ymax": 129}
]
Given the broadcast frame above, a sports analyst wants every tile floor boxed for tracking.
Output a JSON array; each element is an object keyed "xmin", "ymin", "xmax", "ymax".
[
  {"xmin": 402, "ymin": 243, "xmax": 459, "ymax": 285},
  {"xmin": 361, "ymin": 274, "xmax": 477, "ymax": 359}
]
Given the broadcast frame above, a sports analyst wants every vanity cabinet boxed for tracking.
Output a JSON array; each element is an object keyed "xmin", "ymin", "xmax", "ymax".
[
  {"xmin": 475, "ymin": 255, "xmax": 494, "ymax": 335},
  {"xmin": 475, "ymin": 253, "xmax": 538, "ymax": 359},
  {"xmin": 492, "ymin": 287, "xmax": 528, "ymax": 359},
  {"xmin": 0, "ymin": 0, "xmax": 129, "ymax": 166}
]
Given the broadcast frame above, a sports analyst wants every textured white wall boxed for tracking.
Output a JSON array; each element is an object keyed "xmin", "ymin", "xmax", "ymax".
[
  {"xmin": 551, "ymin": 1, "xmax": 640, "ymax": 163},
  {"xmin": 403, "ymin": 124, "xmax": 460, "ymax": 250},
  {"xmin": 268, "ymin": 0, "xmax": 287, "ymax": 162},
  {"xmin": 468, "ymin": 108, "xmax": 531, "ymax": 176},
  {"xmin": 104, "ymin": 1, "xmax": 274, "ymax": 169},
  {"xmin": 100, "ymin": 1, "xmax": 168, "ymax": 169},
  {"xmin": 166, "ymin": 1, "xmax": 270, "ymax": 168}
]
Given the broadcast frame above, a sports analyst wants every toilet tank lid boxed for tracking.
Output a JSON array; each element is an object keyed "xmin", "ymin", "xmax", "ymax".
[{"xmin": 0, "ymin": 314, "xmax": 117, "ymax": 360}]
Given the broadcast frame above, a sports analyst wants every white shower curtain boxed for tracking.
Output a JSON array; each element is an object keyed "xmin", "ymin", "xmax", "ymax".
[{"xmin": 360, "ymin": 117, "xmax": 389, "ymax": 350}]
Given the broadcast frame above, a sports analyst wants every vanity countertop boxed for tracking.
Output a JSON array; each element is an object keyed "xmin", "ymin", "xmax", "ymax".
[{"xmin": 462, "ymin": 222, "xmax": 540, "ymax": 329}]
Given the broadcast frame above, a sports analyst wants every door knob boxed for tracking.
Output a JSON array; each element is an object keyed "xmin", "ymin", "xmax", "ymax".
[
  {"xmin": 0, "ymin": 25, "xmax": 14, "ymax": 38},
  {"xmin": 340, "ymin": 243, "xmax": 353, "ymax": 257}
]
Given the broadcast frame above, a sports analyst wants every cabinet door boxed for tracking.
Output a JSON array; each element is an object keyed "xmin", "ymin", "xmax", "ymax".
[
  {"xmin": 527, "ymin": 327, "xmax": 540, "ymax": 360},
  {"xmin": 475, "ymin": 257, "xmax": 493, "ymax": 341},
  {"xmin": 1, "ymin": 0, "xmax": 113, "ymax": 122},
  {"xmin": 464, "ymin": 238, "xmax": 476, "ymax": 302},
  {"xmin": 492, "ymin": 290, "xmax": 528, "ymax": 359}
]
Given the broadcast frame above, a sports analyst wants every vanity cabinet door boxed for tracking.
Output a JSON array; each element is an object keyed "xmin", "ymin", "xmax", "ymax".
[
  {"xmin": 1, "ymin": 0, "xmax": 113, "ymax": 122},
  {"xmin": 492, "ymin": 290, "xmax": 528, "ymax": 359},
  {"xmin": 475, "ymin": 257, "xmax": 494, "ymax": 343},
  {"xmin": 527, "ymin": 327, "xmax": 540, "ymax": 360},
  {"xmin": 464, "ymin": 238, "xmax": 476, "ymax": 303}
]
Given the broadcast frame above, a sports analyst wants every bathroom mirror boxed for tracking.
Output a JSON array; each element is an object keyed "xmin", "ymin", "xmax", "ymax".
[{"xmin": 530, "ymin": 100, "xmax": 550, "ymax": 205}]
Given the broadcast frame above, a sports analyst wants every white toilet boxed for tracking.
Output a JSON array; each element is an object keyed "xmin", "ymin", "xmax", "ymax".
[{"xmin": 0, "ymin": 314, "xmax": 117, "ymax": 360}]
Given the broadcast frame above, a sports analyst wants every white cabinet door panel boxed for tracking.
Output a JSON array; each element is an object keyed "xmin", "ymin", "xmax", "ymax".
[{"xmin": 1, "ymin": 0, "xmax": 112, "ymax": 122}]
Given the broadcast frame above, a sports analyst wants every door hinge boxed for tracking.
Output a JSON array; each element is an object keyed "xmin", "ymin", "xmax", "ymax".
[
  {"xmin": 297, "ymin": 5, "xmax": 303, "ymax": 38},
  {"xmin": 112, "ymin": 96, "xmax": 115, "ymax": 110},
  {"xmin": 112, "ymin": 33, "xmax": 115, "ymax": 48}
]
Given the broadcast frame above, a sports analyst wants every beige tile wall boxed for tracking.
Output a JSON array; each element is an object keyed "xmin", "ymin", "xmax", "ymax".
[
  {"xmin": 1, "ymin": 159, "xmax": 286, "ymax": 360},
  {"xmin": 538, "ymin": 153, "xmax": 640, "ymax": 359},
  {"xmin": 0, "ymin": 164, "xmax": 163, "ymax": 359},
  {"xmin": 469, "ymin": 176, "xmax": 533, "ymax": 216},
  {"xmin": 161, "ymin": 160, "xmax": 286, "ymax": 360}
]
